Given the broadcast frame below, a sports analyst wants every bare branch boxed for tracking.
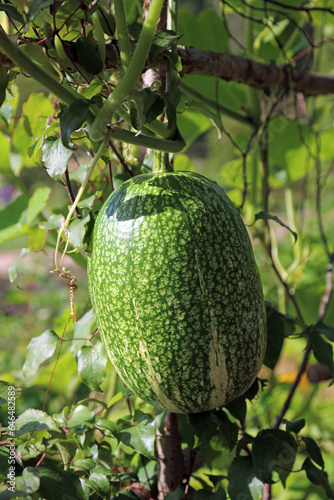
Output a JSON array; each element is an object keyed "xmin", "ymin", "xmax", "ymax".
[{"xmin": 177, "ymin": 46, "xmax": 334, "ymax": 95}]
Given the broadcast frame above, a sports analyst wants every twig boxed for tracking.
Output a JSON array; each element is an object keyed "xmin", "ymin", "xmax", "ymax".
[{"xmin": 63, "ymin": 168, "xmax": 81, "ymax": 218}]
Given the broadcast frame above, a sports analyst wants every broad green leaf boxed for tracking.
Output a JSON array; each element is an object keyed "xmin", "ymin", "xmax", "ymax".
[
  {"xmin": 283, "ymin": 418, "xmax": 306, "ymax": 434},
  {"xmin": 315, "ymin": 322, "xmax": 334, "ymax": 342},
  {"xmin": 225, "ymin": 397, "xmax": 247, "ymax": 425},
  {"xmin": 81, "ymin": 79, "xmax": 103, "ymax": 100},
  {"xmin": 302, "ymin": 458, "xmax": 334, "ymax": 499},
  {"xmin": 86, "ymin": 472, "xmax": 111, "ymax": 497},
  {"xmin": 95, "ymin": 419, "xmax": 120, "ymax": 438},
  {"xmin": 263, "ymin": 303, "xmax": 285, "ymax": 369},
  {"xmin": 37, "ymin": 465, "xmax": 85, "ymax": 500},
  {"xmin": 308, "ymin": 332, "xmax": 334, "ymax": 375},
  {"xmin": 253, "ymin": 211, "xmax": 298, "ymax": 243},
  {"xmin": 67, "ymin": 404, "xmax": 95, "ymax": 429},
  {"xmin": 15, "ymin": 409, "xmax": 60, "ymax": 436},
  {"xmin": 55, "ymin": 439, "xmax": 78, "ymax": 468},
  {"xmin": 70, "ymin": 308, "xmax": 96, "ymax": 356},
  {"xmin": 252, "ymin": 432, "xmax": 279, "ymax": 482},
  {"xmin": 0, "ymin": 195, "xmax": 26, "ymax": 232},
  {"xmin": 150, "ymin": 29, "xmax": 182, "ymax": 57},
  {"xmin": 72, "ymin": 457, "xmax": 95, "ymax": 473},
  {"xmin": 77, "ymin": 343, "xmax": 108, "ymax": 391},
  {"xmin": 96, "ymin": 9, "xmax": 115, "ymax": 36},
  {"xmin": 22, "ymin": 330, "xmax": 59, "ymax": 379},
  {"xmin": 188, "ymin": 412, "xmax": 218, "ymax": 448},
  {"xmin": 177, "ymin": 104, "xmax": 211, "ymax": 149},
  {"xmin": 0, "ymin": 4, "xmax": 24, "ymax": 22},
  {"xmin": 302, "ymin": 437, "xmax": 325, "ymax": 468},
  {"xmin": 216, "ymin": 410, "xmax": 239, "ymax": 451},
  {"xmin": 28, "ymin": 0, "xmax": 53, "ymax": 21},
  {"xmin": 60, "ymin": 99, "xmax": 90, "ymax": 149},
  {"xmin": 22, "ymin": 93, "xmax": 54, "ymax": 138},
  {"xmin": 16, "ymin": 467, "xmax": 40, "ymax": 494},
  {"xmin": 228, "ymin": 456, "xmax": 264, "ymax": 500},
  {"xmin": 68, "ymin": 212, "xmax": 91, "ymax": 251},
  {"xmin": 42, "ymin": 136, "xmax": 73, "ymax": 181},
  {"xmin": 25, "ymin": 187, "xmax": 51, "ymax": 225},
  {"xmin": 120, "ymin": 413, "xmax": 156, "ymax": 459},
  {"xmin": 178, "ymin": 8, "xmax": 228, "ymax": 52},
  {"xmin": 76, "ymin": 36, "xmax": 103, "ymax": 75},
  {"xmin": 0, "ymin": 381, "xmax": 10, "ymax": 405},
  {"xmin": 28, "ymin": 225, "xmax": 47, "ymax": 251}
]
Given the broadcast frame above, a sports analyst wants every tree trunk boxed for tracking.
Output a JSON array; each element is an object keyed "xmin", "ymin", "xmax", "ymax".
[{"xmin": 156, "ymin": 412, "xmax": 183, "ymax": 499}]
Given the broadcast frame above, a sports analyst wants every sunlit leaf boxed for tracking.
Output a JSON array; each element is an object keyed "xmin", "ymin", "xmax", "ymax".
[
  {"xmin": 25, "ymin": 187, "xmax": 51, "ymax": 225},
  {"xmin": 228, "ymin": 456, "xmax": 264, "ymax": 500},
  {"xmin": 15, "ymin": 409, "xmax": 60, "ymax": 436},
  {"xmin": 42, "ymin": 136, "xmax": 73, "ymax": 181},
  {"xmin": 22, "ymin": 330, "xmax": 59, "ymax": 379},
  {"xmin": 120, "ymin": 413, "xmax": 156, "ymax": 459},
  {"xmin": 77, "ymin": 343, "xmax": 108, "ymax": 391}
]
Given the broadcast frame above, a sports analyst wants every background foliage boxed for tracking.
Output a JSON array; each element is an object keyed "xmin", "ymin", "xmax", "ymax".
[{"xmin": 0, "ymin": 0, "xmax": 334, "ymax": 499}]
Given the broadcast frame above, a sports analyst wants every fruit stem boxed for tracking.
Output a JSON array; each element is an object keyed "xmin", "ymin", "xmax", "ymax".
[{"xmin": 153, "ymin": 150, "xmax": 174, "ymax": 173}]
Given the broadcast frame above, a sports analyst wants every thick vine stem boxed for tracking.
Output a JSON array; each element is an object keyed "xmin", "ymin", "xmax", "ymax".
[
  {"xmin": 89, "ymin": 0, "xmax": 165, "ymax": 141},
  {"xmin": 0, "ymin": 27, "xmax": 95, "ymax": 124}
]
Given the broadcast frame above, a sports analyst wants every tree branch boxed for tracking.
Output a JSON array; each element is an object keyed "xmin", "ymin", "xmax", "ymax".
[{"xmin": 176, "ymin": 46, "xmax": 334, "ymax": 95}]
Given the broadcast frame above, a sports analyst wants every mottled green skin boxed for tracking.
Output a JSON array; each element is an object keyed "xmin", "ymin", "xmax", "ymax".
[{"xmin": 88, "ymin": 171, "xmax": 266, "ymax": 413}]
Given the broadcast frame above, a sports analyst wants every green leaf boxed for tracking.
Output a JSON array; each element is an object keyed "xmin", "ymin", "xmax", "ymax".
[
  {"xmin": 16, "ymin": 467, "xmax": 40, "ymax": 494},
  {"xmin": 55, "ymin": 439, "xmax": 77, "ymax": 468},
  {"xmin": 253, "ymin": 211, "xmax": 298, "ymax": 243},
  {"xmin": 25, "ymin": 187, "xmax": 51, "ymax": 225},
  {"xmin": 302, "ymin": 437, "xmax": 325, "ymax": 468},
  {"xmin": 15, "ymin": 409, "xmax": 61, "ymax": 436},
  {"xmin": 252, "ymin": 432, "xmax": 279, "ymax": 482},
  {"xmin": 22, "ymin": 330, "xmax": 59, "ymax": 379},
  {"xmin": 42, "ymin": 136, "xmax": 73, "ymax": 181},
  {"xmin": 96, "ymin": 9, "xmax": 115, "ymax": 36},
  {"xmin": 60, "ymin": 100, "xmax": 90, "ymax": 149},
  {"xmin": 28, "ymin": 0, "xmax": 54, "ymax": 21},
  {"xmin": 150, "ymin": 29, "xmax": 182, "ymax": 57},
  {"xmin": 37, "ymin": 464, "xmax": 85, "ymax": 500},
  {"xmin": 302, "ymin": 458, "xmax": 334, "ymax": 499},
  {"xmin": 315, "ymin": 322, "xmax": 334, "ymax": 342},
  {"xmin": 67, "ymin": 404, "xmax": 95, "ymax": 429},
  {"xmin": 0, "ymin": 130, "xmax": 12, "ymax": 176},
  {"xmin": 76, "ymin": 36, "xmax": 103, "ymax": 75},
  {"xmin": 0, "ymin": 4, "xmax": 24, "ymax": 23},
  {"xmin": 263, "ymin": 303, "xmax": 285, "ymax": 369},
  {"xmin": 283, "ymin": 418, "xmax": 306, "ymax": 434},
  {"xmin": 120, "ymin": 413, "xmax": 156, "ymax": 459},
  {"xmin": 70, "ymin": 308, "xmax": 96, "ymax": 357},
  {"xmin": 188, "ymin": 412, "xmax": 218, "ymax": 448},
  {"xmin": 8, "ymin": 248, "xmax": 30, "ymax": 286},
  {"xmin": 86, "ymin": 471, "xmax": 111, "ymax": 497},
  {"xmin": 228, "ymin": 456, "xmax": 264, "ymax": 500},
  {"xmin": 68, "ymin": 212, "xmax": 91, "ymax": 251},
  {"xmin": 0, "ymin": 67, "xmax": 9, "ymax": 108},
  {"xmin": 216, "ymin": 410, "xmax": 239, "ymax": 451},
  {"xmin": 95, "ymin": 419, "xmax": 120, "ymax": 438},
  {"xmin": 308, "ymin": 331, "xmax": 334, "ymax": 376},
  {"xmin": 77, "ymin": 343, "xmax": 108, "ymax": 391},
  {"xmin": 225, "ymin": 397, "xmax": 247, "ymax": 425},
  {"xmin": 0, "ymin": 381, "xmax": 10, "ymax": 405}
]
